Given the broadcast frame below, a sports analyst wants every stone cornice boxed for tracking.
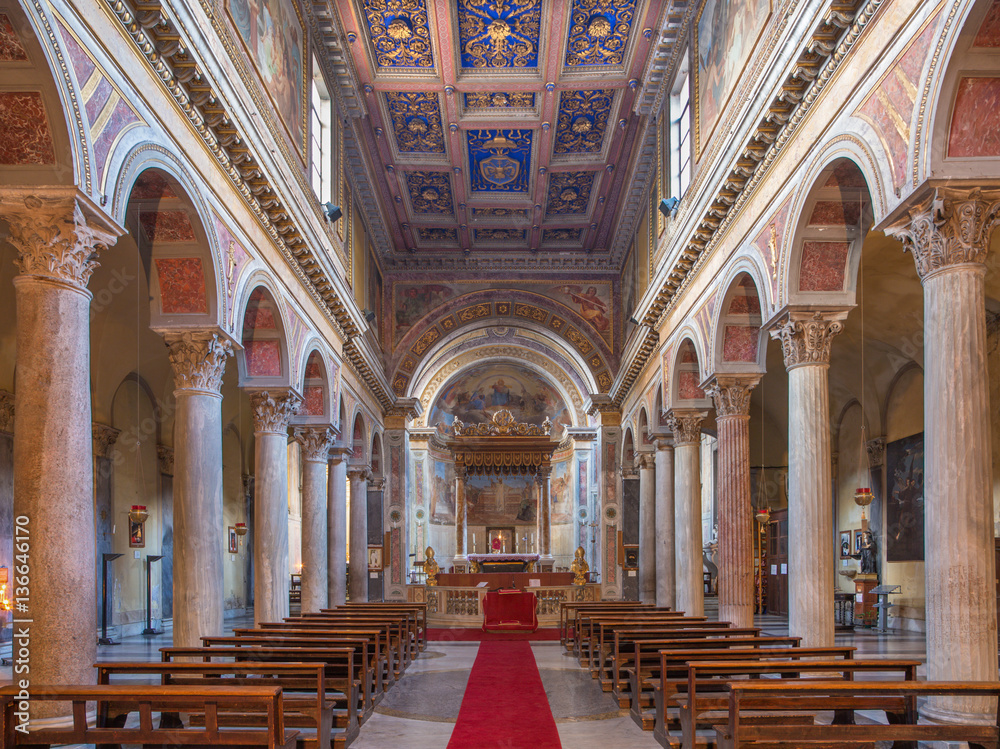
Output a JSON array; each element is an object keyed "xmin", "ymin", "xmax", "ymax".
[
  {"xmin": 609, "ymin": 326, "xmax": 660, "ymax": 408},
  {"xmin": 344, "ymin": 337, "xmax": 394, "ymax": 413}
]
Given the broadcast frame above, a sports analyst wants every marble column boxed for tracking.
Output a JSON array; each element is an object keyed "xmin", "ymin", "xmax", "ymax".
[
  {"xmin": 536, "ymin": 467, "xmax": 553, "ymax": 560},
  {"xmin": 327, "ymin": 447, "xmax": 349, "ymax": 606},
  {"xmin": 668, "ymin": 410, "xmax": 707, "ymax": 617},
  {"xmin": 455, "ymin": 468, "xmax": 468, "ymax": 561},
  {"xmin": 348, "ymin": 465, "xmax": 371, "ymax": 602},
  {"xmin": 295, "ymin": 427, "xmax": 335, "ymax": 614},
  {"xmin": 654, "ymin": 438, "xmax": 675, "ymax": 608},
  {"xmin": 249, "ymin": 389, "xmax": 301, "ymax": 625},
  {"xmin": 1, "ymin": 189, "xmax": 121, "ymax": 713},
  {"xmin": 705, "ymin": 375, "xmax": 760, "ymax": 628},
  {"xmin": 637, "ymin": 453, "xmax": 657, "ymax": 603},
  {"xmin": 887, "ymin": 188, "xmax": 1000, "ymax": 724},
  {"xmin": 164, "ymin": 331, "xmax": 233, "ymax": 645},
  {"xmin": 769, "ymin": 309, "xmax": 846, "ymax": 647}
]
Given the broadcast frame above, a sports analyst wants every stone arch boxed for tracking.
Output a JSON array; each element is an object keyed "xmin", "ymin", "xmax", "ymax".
[
  {"xmin": 117, "ymin": 164, "xmax": 224, "ymax": 330},
  {"xmin": 622, "ymin": 427, "xmax": 636, "ymax": 468},
  {"xmin": 710, "ymin": 269, "xmax": 767, "ymax": 377},
  {"xmin": 370, "ymin": 432, "xmax": 383, "ymax": 479},
  {"xmin": 350, "ymin": 412, "xmax": 367, "ymax": 462},
  {"xmin": 636, "ymin": 407, "xmax": 654, "ymax": 451},
  {"xmin": 666, "ymin": 336, "xmax": 712, "ymax": 412},
  {"xmin": 296, "ymin": 347, "xmax": 332, "ymax": 424},
  {"xmin": 235, "ymin": 280, "xmax": 293, "ymax": 387},
  {"xmin": 783, "ymin": 157, "xmax": 874, "ymax": 308}
]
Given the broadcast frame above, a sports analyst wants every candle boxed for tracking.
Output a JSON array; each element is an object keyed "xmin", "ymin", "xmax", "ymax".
[{"xmin": 472, "ymin": 533, "xmax": 476, "ymax": 552}]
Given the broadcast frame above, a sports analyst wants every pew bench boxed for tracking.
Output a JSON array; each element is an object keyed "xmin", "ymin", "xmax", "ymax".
[
  {"xmin": 561, "ymin": 603, "xmax": 657, "ymax": 651},
  {"xmin": 577, "ymin": 610, "xmax": 691, "ymax": 664},
  {"xmin": 584, "ymin": 615, "xmax": 709, "ymax": 674},
  {"xmin": 338, "ymin": 603, "xmax": 427, "ymax": 655}
]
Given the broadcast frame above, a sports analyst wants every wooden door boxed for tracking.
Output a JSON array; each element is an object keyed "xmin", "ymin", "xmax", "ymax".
[{"xmin": 766, "ymin": 510, "xmax": 788, "ymax": 615}]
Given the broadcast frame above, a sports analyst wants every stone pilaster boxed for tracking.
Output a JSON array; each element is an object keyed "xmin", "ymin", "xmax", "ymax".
[
  {"xmin": 347, "ymin": 465, "xmax": 371, "ymax": 602},
  {"xmin": 455, "ymin": 467, "xmax": 468, "ymax": 561},
  {"xmin": 653, "ymin": 438, "xmax": 675, "ymax": 608},
  {"xmin": 666, "ymin": 409, "xmax": 707, "ymax": 617},
  {"xmin": 327, "ymin": 447, "xmax": 350, "ymax": 605},
  {"xmin": 294, "ymin": 427, "xmax": 336, "ymax": 614},
  {"xmin": 769, "ymin": 308, "xmax": 847, "ymax": 647},
  {"xmin": 249, "ymin": 389, "xmax": 301, "ymax": 624},
  {"xmin": 0, "ymin": 189, "xmax": 122, "ymax": 715},
  {"xmin": 887, "ymin": 188, "xmax": 1000, "ymax": 724},
  {"xmin": 705, "ymin": 375, "xmax": 760, "ymax": 628},
  {"xmin": 164, "ymin": 330, "xmax": 233, "ymax": 646},
  {"xmin": 637, "ymin": 452, "xmax": 656, "ymax": 603},
  {"xmin": 536, "ymin": 466, "xmax": 553, "ymax": 561}
]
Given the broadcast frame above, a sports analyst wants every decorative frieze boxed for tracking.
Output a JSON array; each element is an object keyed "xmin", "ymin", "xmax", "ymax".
[
  {"xmin": 704, "ymin": 375, "xmax": 761, "ymax": 418},
  {"xmin": 665, "ymin": 410, "xmax": 707, "ymax": 446},
  {"xmin": 294, "ymin": 426, "xmax": 336, "ymax": 463},
  {"xmin": 250, "ymin": 390, "xmax": 302, "ymax": 434},
  {"xmin": 768, "ymin": 309, "xmax": 848, "ymax": 370},
  {"xmin": 91, "ymin": 423, "xmax": 121, "ymax": 459},
  {"xmin": 164, "ymin": 331, "xmax": 233, "ymax": 393}
]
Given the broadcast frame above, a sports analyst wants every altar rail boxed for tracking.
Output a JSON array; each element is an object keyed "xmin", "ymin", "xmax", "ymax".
[{"xmin": 407, "ymin": 583, "xmax": 601, "ymax": 627}]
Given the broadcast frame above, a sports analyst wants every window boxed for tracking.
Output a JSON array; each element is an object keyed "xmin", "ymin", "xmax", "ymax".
[
  {"xmin": 669, "ymin": 56, "xmax": 691, "ymax": 200},
  {"xmin": 310, "ymin": 60, "xmax": 333, "ymax": 204}
]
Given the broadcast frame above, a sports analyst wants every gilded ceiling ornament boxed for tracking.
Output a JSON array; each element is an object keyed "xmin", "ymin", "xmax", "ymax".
[
  {"xmin": 545, "ymin": 172, "xmax": 595, "ymax": 215},
  {"xmin": 457, "ymin": 0, "xmax": 541, "ymax": 69},
  {"xmin": 417, "ymin": 227, "xmax": 459, "ymax": 243},
  {"xmin": 361, "ymin": 0, "xmax": 434, "ymax": 69},
  {"xmin": 406, "ymin": 172, "xmax": 455, "ymax": 214},
  {"xmin": 475, "ymin": 228, "xmax": 526, "ymax": 242},
  {"xmin": 565, "ymin": 0, "xmax": 635, "ymax": 67},
  {"xmin": 465, "ymin": 91, "xmax": 535, "ymax": 110},
  {"xmin": 553, "ymin": 89, "xmax": 614, "ymax": 154},
  {"xmin": 471, "ymin": 207, "xmax": 530, "ymax": 219},
  {"xmin": 467, "ymin": 129, "xmax": 533, "ymax": 193},
  {"xmin": 385, "ymin": 91, "xmax": 445, "ymax": 154},
  {"xmin": 542, "ymin": 228, "xmax": 583, "ymax": 243}
]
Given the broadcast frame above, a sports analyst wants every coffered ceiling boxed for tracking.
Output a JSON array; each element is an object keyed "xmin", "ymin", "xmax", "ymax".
[{"xmin": 334, "ymin": 0, "xmax": 670, "ymax": 260}]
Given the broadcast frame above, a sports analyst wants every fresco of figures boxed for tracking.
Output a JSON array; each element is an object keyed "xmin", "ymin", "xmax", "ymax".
[{"xmin": 428, "ymin": 363, "xmax": 571, "ymax": 428}]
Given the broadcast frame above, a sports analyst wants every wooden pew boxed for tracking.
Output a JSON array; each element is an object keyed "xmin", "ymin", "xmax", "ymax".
[
  {"xmin": 577, "ymin": 610, "xmax": 691, "ymax": 665},
  {"xmin": 714, "ymin": 681, "xmax": 1000, "ymax": 749},
  {"xmin": 560, "ymin": 602, "xmax": 656, "ymax": 650},
  {"xmin": 0, "ymin": 684, "xmax": 298, "ymax": 749},
  {"xmin": 315, "ymin": 609, "xmax": 417, "ymax": 667},
  {"xmin": 270, "ymin": 618, "xmax": 401, "ymax": 687},
  {"xmin": 161, "ymin": 646, "xmax": 365, "ymax": 726},
  {"xmin": 673, "ymin": 658, "xmax": 920, "ymax": 749},
  {"xmin": 94, "ymin": 661, "xmax": 354, "ymax": 749},
  {"xmin": 285, "ymin": 614, "xmax": 408, "ymax": 677},
  {"xmin": 581, "ymin": 614, "xmax": 705, "ymax": 672},
  {"xmin": 337, "ymin": 603, "xmax": 427, "ymax": 654}
]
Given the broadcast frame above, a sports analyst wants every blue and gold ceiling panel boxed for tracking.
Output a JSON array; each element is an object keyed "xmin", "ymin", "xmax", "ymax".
[
  {"xmin": 542, "ymin": 228, "xmax": 584, "ymax": 244},
  {"xmin": 467, "ymin": 129, "xmax": 533, "ymax": 193},
  {"xmin": 474, "ymin": 228, "xmax": 527, "ymax": 242},
  {"xmin": 456, "ymin": 0, "xmax": 541, "ymax": 69},
  {"xmin": 385, "ymin": 91, "xmax": 445, "ymax": 154},
  {"xmin": 471, "ymin": 207, "xmax": 530, "ymax": 220},
  {"xmin": 361, "ymin": 0, "xmax": 435, "ymax": 69},
  {"xmin": 545, "ymin": 172, "xmax": 596, "ymax": 215},
  {"xmin": 405, "ymin": 171, "xmax": 455, "ymax": 214},
  {"xmin": 553, "ymin": 89, "xmax": 615, "ymax": 155},
  {"xmin": 565, "ymin": 0, "xmax": 636, "ymax": 67},
  {"xmin": 464, "ymin": 91, "xmax": 536, "ymax": 110},
  {"xmin": 417, "ymin": 227, "xmax": 459, "ymax": 244}
]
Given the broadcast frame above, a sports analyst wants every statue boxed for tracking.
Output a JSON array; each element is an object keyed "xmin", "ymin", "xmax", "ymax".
[
  {"xmin": 424, "ymin": 546, "xmax": 439, "ymax": 586},
  {"xmin": 571, "ymin": 546, "xmax": 589, "ymax": 586},
  {"xmin": 859, "ymin": 530, "xmax": 877, "ymax": 576}
]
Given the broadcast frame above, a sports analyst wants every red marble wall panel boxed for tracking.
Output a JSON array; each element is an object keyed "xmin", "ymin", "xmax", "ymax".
[
  {"xmin": 0, "ymin": 14, "xmax": 28, "ymax": 61},
  {"xmin": 0, "ymin": 92, "xmax": 55, "ymax": 165},
  {"xmin": 680, "ymin": 347, "xmax": 697, "ymax": 363},
  {"xmin": 722, "ymin": 325, "xmax": 759, "ymax": 362},
  {"xmin": 800, "ymin": 241, "xmax": 849, "ymax": 292},
  {"xmin": 140, "ymin": 210, "xmax": 196, "ymax": 243},
  {"xmin": 975, "ymin": 0, "xmax": 1000, "ymax": 47},
  {"xmin": 244, "ymin": 289, "xmax": 277, "ymax": 330},
  {"xmin": 727, "ymin": 293, "xmax": 760, "ymax": 315},
  {"xmin": 92, "ymin": 97, "xmax": 140, "ymax": 187},
  {"xmin": 133, "ymin": 171, "xmax": 178, "ymax": 200},
  {"xmin": 302, "ymin": 385, "xmax": 324, "ymax": 416},
  {"xmin": 948, "ymin": 77, "xmax": 1000, "ymax": 157},
  {"xmin": 304, "ymin": 355, "xmax": 322, "ymax": 378},
  {"xmin": 808, "ymin": 200, "xmax": 861, "ymax": 227},
  {"xmin": 56, "ymin": 19, "xmax": 95, "ymax": 84},
  {"xmin": 824, "ymin": 162, "xmax": 868, "ymax": 188},
  {"xmin": 155, "ymin": 257, "xmax": 208, "ymax": 314},
  {"xmin": 85, "ymin": 77, "xmax": 113, "ymax": 121},
  {"xmin": 243, "ymin": 339, "xmax": 282, "ymax": 377},
  {"xmin": 678, "ymin": 371, "xmax": 705, "ymax": 400}
]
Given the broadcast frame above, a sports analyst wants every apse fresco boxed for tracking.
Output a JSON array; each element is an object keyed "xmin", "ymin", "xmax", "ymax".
[
  {"xmin": 227, "ymin": 0, "xmax": 304, "ymax": 150},
  {"xmin": 695, "ymin": 0, "xmax": 770, "ymax": 154},
  {"xmin": 466, "ymin": 475, "xmax": 536, "ymax": 526},
  {"xmin": 428, "ymin": 363, "xmax": 570, "ymax": 429}
]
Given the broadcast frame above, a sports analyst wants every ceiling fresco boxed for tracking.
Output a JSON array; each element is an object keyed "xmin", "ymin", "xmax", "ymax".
[{"xmin": 340, "ymin": 0, "xmax": 666, "ymax": 256}]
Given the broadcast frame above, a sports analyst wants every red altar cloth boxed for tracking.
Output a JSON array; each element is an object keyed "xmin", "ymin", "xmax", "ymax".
[{"xmin": 482, "ymin": 590, "xmax": 538, "ymax": 632}]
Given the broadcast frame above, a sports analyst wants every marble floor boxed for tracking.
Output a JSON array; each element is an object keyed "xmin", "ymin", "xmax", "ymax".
[{"xmin": 1, "ymin": 602, "xmax": 931, "ymax": 748}]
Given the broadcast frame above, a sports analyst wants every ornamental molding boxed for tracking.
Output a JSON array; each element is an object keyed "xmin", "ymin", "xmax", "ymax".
[
  {"xmin": 884, "ymin": 188, "xmax": 1000, "ymax": 281},
  {"xmin": 866, "ymin": 436, "xmax": 885, "ymax": 468},
  {"xmin": 635, "ymin": 452, "xmax": 656, "ymax": 470},
  {"xmin": 767, "ymin": 308, "xmax": 849, "ymax": 370},
  {"xmin": 453, "ymin": 409, "xmax": 552, "ymax": 438},
  {"xmin": 250, "ymin": 389, "xmax": 303, "ymax": 434},
  {"xmin": 704, "ymin": 375, "xmax": 761, "ymax": 418},
  {"xmin": 294, "ymin": 426, "xmax": 336, "ymax": 463},
  {"xmin": 665, "ymin": 409, "xmax": 707, "ymax": 446},
  {"xmin": 163, "ymin": 330, "xmax": 234, "ymax": 393},
  {"xmin": 91, "ymin": 423, "xmax": 121, "ymax": 459},
  {"xmin": 0, "ymin": 390, "xmax": 12, "ymax": 434},
  {"xmin": 347, "ymin": 464, "xmax": 372, "ymax": 481},
  {"xmin": 0, "ymin": 189, "xmax": 123, "ymax": 289}
]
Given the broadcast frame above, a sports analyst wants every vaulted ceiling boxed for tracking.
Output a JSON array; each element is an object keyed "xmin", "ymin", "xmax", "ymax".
[{"xmin": 334, "ymin": 0, "xmax": 670, "ymax": 261}]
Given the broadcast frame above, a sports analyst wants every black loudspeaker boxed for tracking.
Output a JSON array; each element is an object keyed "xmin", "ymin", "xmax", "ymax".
[
  {"xmin": 322, "ymin": 202, "xmax": 343, "ymax": 222},
  {"xmin": 659, "ymin": 196, "xmax": 679, "ymax": 217}
]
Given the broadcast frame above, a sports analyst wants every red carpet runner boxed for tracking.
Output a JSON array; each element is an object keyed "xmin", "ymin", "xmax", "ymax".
[
  {"xmin": 447, "ymin": 641, "xmax": 562, "ymax": 749},
  {"xmin": 427, "ymin": 627, "xmax": 560, "ymax": 642}
]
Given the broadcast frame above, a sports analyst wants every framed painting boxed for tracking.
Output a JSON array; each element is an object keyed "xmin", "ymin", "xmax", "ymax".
[
  {"xmin": 839, "ymin": 530, "xmax": 851, "ymax": 559},
  {"xmin": 694, "ymin": 0, "xmax": 771, "ymax": 158},
  {"xmin": 367, "ymin": 546, "xmax": 383, "ymax": 571},
  {"xmin": 129, "ymin": 519, "xmax": 145, "ymax": 549},
  {"xmin": 228, "ymin": 526, "xmax": 239, "ymax": 554},
  {"xmin": 886, "ymin": 432, "xmax": 924, "ymax": 561},
  {"xmin": 226, "ymin": 0, "xmax": 306, "ymax": 156},
  {"xmin": 853, "ymin": 529, "xmax": 863, "ymax": 556}
]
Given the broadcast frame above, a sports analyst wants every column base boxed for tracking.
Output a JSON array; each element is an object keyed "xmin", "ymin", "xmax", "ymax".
[
  {"xmin": 451, "ymin": 555, "xmax": 469, "ymax": 573},
  {"xmin": 537, "ymin": 555, "xmax": 554, "ymax": 573},
  {"xmin": 920, "ymin": 700, "xmax": 999, "ymax": 728}
]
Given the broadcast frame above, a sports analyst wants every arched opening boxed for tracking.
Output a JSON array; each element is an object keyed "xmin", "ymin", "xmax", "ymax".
[{"xmin": 239, "ymin": 286, "xmax": 291, "ymax": 385}]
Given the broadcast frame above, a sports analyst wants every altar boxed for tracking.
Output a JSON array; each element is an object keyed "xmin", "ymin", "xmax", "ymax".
[{"xmin": 468, "ymin": 553, "xmax": 539, "ymax": 573}]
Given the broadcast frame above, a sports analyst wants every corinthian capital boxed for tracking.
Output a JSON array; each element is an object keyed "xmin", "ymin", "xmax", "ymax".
[
  {"xmin": 665, "ymin": 409, "xmax": 707, "ymax": 446},
  {"xmin": 347, "ymin": 464, "xmax": 371, "ymax": 482},
  {"xmin": 885, "ymin": 187, "xmax": 1000, "ymax": 280},
  {"xmin": 0, "ymin": 189, "xmax": 122, "ymax": 289},
  {"xmin": 704, "ymin": 375, "xmax": 760, "ymax": 418},
  {"xmin": 91, "ymin": 422, "xmax": 121, "ymax": 459},
  {"xmin": 294, "ymin": 426, "xmax": 336, "ymax": 463},
  {"xmin": 250, "ymin": 389, "xmax": 302, "ymax": 435},
  {"xmin": 164, "ymin": 330, "xmax": 234, "ymax": 393},
  {"xmin": 768, "ymin": 309, "xmax": 848, "ymax": 370}
]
